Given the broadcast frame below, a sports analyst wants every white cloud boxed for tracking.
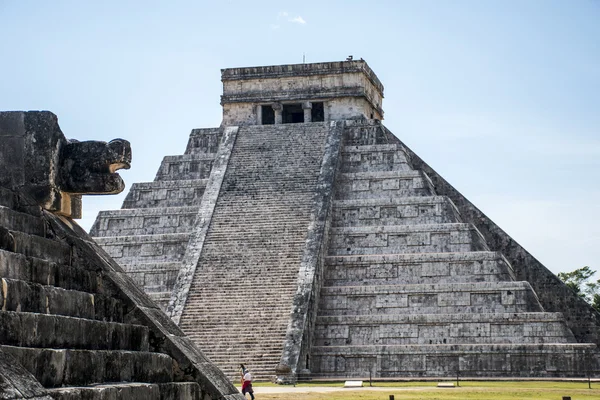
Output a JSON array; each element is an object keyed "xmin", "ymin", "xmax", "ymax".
[
  {"xmin": 289, "ymin": 16, "xmax": 306, "ymax": 24},
  {"xmin": 274, "ymin": 11, "xmax": 307, "ymax": 26}
]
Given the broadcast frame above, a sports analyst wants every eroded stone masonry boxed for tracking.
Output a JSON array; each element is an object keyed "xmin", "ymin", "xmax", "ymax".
[
  {"xmin": 0, "ymin": 111, "xmax": 244, "ymax": 399},
  {"xmin": 91, "ymin": 59, "xmax": 600, "ymax": 382}
]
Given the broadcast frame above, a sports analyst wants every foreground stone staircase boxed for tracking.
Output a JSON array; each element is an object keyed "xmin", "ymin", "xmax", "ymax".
[
  {"xmin": 91, "ymin": 128, "xmax": 221, "ymax": 310},
  {"xmin": 0, "ymin": 192, "xmax": 238, "ymax": 399},
  {"xmin": 0, "ymin": 111, "xmax": 242, "ymax": 399},
  {"xmin": 308, "ymin": 120, "xmax": 596, "ymax": 378},
  {"xmin": 176, "ymin": 122, "xmax": 332, "ymax": 381}
]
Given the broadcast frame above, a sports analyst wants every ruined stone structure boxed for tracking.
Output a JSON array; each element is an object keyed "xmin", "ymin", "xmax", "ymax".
[
  {"xmin": 91, "ymin": 60, "xmax": 600, "ymax": 382},
  {"xmin": 0, "ymin": 111, "xmax": 244, "ymax": 399}
]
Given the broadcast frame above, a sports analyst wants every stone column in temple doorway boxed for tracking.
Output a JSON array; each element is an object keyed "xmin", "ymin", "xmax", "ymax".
[
  {"xmin": 272, "ymin": 103, "xmax": 283, "ymax": 124},
  {"xmin": 302, "ymin": 101, "xmax": 312, "ymax": 123}
]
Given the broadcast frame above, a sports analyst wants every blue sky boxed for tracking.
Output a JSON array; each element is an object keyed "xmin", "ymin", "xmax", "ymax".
[{"xmin": 1, "ymin": 0, "xmax": 599, "ymax": 275}]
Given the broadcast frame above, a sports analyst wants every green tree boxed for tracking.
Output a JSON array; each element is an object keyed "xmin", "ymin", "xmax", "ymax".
[{"xmin": 558, "ymin": 266, "xmax": 600, "ymax": 312}]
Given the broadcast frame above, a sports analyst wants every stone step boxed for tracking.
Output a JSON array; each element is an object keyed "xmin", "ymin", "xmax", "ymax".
[
  {"xmin": 180, "ymin": 314, "xmax": 292, "ymax": 324},
  {"xmin": 179, "ymin": 280, "xmax": 298, "ymax": 290},
  {"xmin": 0, "ymin": 205, "xmax": 46, "ymax": 236},
  {"xmin": 0, "ymin": 278, "xmax": 124, "ymax": 322},
  {"xmin": 9, "ymin": 230, "xmax": 71, "ymax": 265},
  {"xmin": 208, "ymin": 215, "xmax": 312, "ymax": 224},
  {"xmin": 0, "ymin": 311, "xmax": 149, "ymax": 351},
  {"xmin": 332, "ymin": 196, "xmax": 460, "ymax": 227},
  {"xmin": 1, "ymin": 345, "xmax": 173, "ymax": 387},
  {"xmin": 186, "ymin": 329, "xmax": 287, "ymax": 339},
  {"xmin": 313, "ymin": 312, "xmax": 576, "ymax": 346},
  {"xmin": 0, "ymin": 249, "xmax": 102, "ymax": 293},
  {"xmin": 184, "ymin": 127, "xmax": 222, "ymax": 154},
  {"xmin": 180, "ymin": 281, "xmax": 297, "ymax": 291},
  {"xmin": 95, "ymin": 233, "xmax": 190, "ymax": 264},
  {"xmin": 186, "ymin": 276, "xmax": 296, "ymax": 285},
  {"xmin": 180, "ymin": 305, "xmax": 293, "ymax": 315},
  {"xmin": 155, "ymin": 154, "xmax": 216, "ymax": 181},
  {"xmin": 200, "ymin": 233, "xmax": 307, "ymax": 243},
  {"xmin": 202, "ymin": 348, "xmax": 284, "ymax": 358},
  {"xmin": 203, "ymin": 354, "xmax": 282, "ymax": 366},
  {"xmin": 239, "ymin": 121, "xmax": 330, "ymax": 134},
  {"xmin": 310, "ymin": 343, "xmax": 595, "ymax": 378},
  {"xmin": 201, "ymin": 351, "xmax": 282, "ymax": 363},
  {"xmin": 179, "ymin": 307, "xmax": 293, "ymax": 319},
  {"xmin": 318, "ymin": 281, "xmax": 542, "ymax": 316},
  {"xmin": 120, "ymin": 179, "xmax": 208, "ymax": 209},
  {"xmin": 181, "ymin": 305, "xmax": 293, "ymax": 315},
  {"xmin": 179, "ymin": 298, "xmax": 294, "ymax": 307},
  {"xmin": 189, "ymin": 340, "xmax": 285, "ymax": 352},
  {"xmin": 92, "ymin": 206, "xmax": 199, "ymax": 237},
  {"xmin": 189, "ymin": 342, "xmax": 285, "ymax": 353},
  {"xmin": 187, "ymin": 272, "xmax": 297, "ymax": 282},
  {"xmin": 180, "ymin": 315, "xmax": 292, "ymax": 326},
  {"xmin": 324, "ymin": 252, "xmax": 515, "ymax": 286},
  {"xmin": 329, "ymin": 223, "xmax": 488, "ymax": 255},
  {"xmin": 336, "ymin": 170, "xmax": 435, "ymax": 199},
  {"xmin": 47, "ymin": 382, "xmax": 201, "ymax": 400}
]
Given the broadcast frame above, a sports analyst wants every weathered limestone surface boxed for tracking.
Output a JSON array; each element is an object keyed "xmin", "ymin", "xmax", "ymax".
[{"xmin": 0, "ymin": 111, "xmax": 244, "ymax": 399}]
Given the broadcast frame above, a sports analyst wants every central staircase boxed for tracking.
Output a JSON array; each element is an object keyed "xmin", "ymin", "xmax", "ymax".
[{"xmin": 176, "ymin": 122, "xmax": 331, "ymax": 381}]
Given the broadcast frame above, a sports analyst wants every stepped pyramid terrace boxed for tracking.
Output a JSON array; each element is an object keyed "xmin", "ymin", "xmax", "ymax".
[
  {"xmin": 0, "ymin": 111, "xmax": 244, "ymax": 399},
  {"xmin": 91, "ymin": 59, "xmax": 600, "ymax": 382}
]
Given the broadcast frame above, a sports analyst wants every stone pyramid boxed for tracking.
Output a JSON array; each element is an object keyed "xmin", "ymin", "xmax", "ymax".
[
  {"xmin": 91, "ymin": 60, "xmax": 600, "ymax": 382},
  {"xmin": 0, "ymin": 111, "xmax": 244, "ymax": 399}
]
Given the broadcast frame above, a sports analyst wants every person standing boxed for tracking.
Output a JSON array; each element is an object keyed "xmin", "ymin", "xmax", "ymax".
[{"xmin": 240, "ymin": 365, "xmax": 255, "ymax": 400}]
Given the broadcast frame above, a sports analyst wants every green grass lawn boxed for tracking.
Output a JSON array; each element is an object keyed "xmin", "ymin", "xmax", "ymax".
[{"xmin": 241, "ymin": 380, "xmax": 600, "ymax": 400}]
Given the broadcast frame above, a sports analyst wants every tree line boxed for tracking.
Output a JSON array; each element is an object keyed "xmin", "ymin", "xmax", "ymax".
[{"xmin": 558, "ymin": 266, "xmax": 600, "ymax": 312}]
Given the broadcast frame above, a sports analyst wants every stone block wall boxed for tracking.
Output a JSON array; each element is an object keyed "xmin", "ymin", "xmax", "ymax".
[
  {"xmin": 324, "ymin": 252, "xmax": 515, "ymax": 286},
  {"xmin": 306, "ymin": 119, "xmax": 599, "ymax": 379},
  {"xmin": 381, "ymin": 125, "xmax": 600, "ymax": 348},
  {"xmin": 313, "ymin": 343, "xmax": 594, "ymax": 378},
  {"xmin": 122, "ymin": 180, "xmax": 207, "ymax": 208}
]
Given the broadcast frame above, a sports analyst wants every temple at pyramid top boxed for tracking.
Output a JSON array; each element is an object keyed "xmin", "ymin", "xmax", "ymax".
[
  {"xmin": 91, "ymin": 58, "xmax": 600, "ymax": 384},
  {"xmin": 220, "ymin": 59, "xmax": 384, "ymax": 125}
]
